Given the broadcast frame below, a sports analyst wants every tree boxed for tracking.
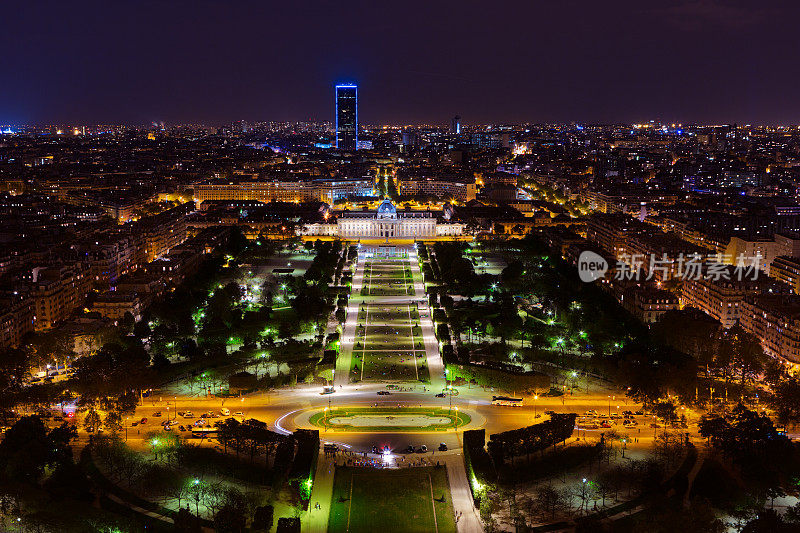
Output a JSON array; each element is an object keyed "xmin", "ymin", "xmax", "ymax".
[
  {"xmin": 0, "ymin": 416, "xmax": 76, "ymax": 485},
  {"xmin": 253, "ymin": 505, "xmax": 274, "ymax": 531},
  {"xmin": 0, "ymin": 347, "xmax": 30, "ymax": 422},
  {"xmin": 174, "ymin": 507, "xmax": 203, "ymax": 533},
  {"xmin": 768, "ymin": 375, "xmax": 800, "ymax": 425},
  {"xmin": 214, "ymin": 502, "xmax": 247, "ymax": 533},
  {"xmin": 534, "ymin": 485, "xmax": 564, "ymax": 521},
  {"xmin": 84, "ymin": 410, "xmax": 101, "ymax": 431},
  {"xmin": 728, "ymin": 326, "xmax": 767, "ymax": 386},
  {"xmin": 651, "ymin": 401, "xmax": 677, "ymax": 424},
  {"xmin": 103, "ymin": 411, "xmax": 123, "ymax": 434},
  {"xmin": 133, "ymin": 320, "xmax": 151, "ymax": 339},
  {"xmin": 120, "ymin": 312, "xmax": 135, "ymax": 333},
  {"xmin": 501, "ymin": 261, "xmax": 524, "ymax": 283}
]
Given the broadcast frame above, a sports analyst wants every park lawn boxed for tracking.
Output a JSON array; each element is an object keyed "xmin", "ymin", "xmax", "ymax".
[
  {"xmin": 362, "ymin": 284, "xmax": 413, "ymax": 296},
  {"xmin": 329, "ymin": 467, "xmax": 456, "ymax": 533},
  {"xmin": 310, "ymin": 406, "xmax": 469, "ymax": 432},
  {"xmin": 358, "ymin": 350, "xmax": 425, "ymax": 381},
  {"xmin": 362, "ymin": 261, "xmax": 415, "ymax": 296},
  {"xmin": 352, "ymin": 302, "xmax": 430, "ymax": 382}
]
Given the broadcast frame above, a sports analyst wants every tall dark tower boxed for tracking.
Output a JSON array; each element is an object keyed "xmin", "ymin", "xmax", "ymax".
[
  {"xmin": 335, "ymin": 84, "xmax": 358, "ymax": 150},
  {"xmin": 450, "ymin": 115, "xmax": 461, "ymax": 134}
]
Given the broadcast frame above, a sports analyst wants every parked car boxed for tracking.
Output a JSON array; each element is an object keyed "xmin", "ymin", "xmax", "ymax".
[
  {"xmin": 183, "ymin": 412, "xmax": 194, "ymax": 418},
  {"xmin": 152, "ymin": 412, "xmax": 162, "ymax": 417},
  {"xmin": 220, "ymin": 408, "xmax": 230, "ymax": 416},
  {"xmin": 140, "ymin": 418, "xmax": 148, "ymax": 424},
  {"xmin": 544, "ymin": 410, "xmax": 555, "ymax": 416},
  {"xmin": 179, "ymin": 425, "xmax": 186, "ymax": 432},
  {"xmin": 233, "ymin": 411, "xmax": 244, "ymax": 417},
  {"xmin": 407, "ymin": 445, "xmax": 415, "ymax": 453}
]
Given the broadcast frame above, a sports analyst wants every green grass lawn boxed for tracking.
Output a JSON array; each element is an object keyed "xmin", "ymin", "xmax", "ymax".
[
  {"xmin": 353, "ymin": 350, "xmax": 428, "ymax": 381},
  {"xmin": 309, "ymin": 406, "xmax": 470, "ymax": 432},
  {"xmin": 352, "ymin": 303, "xmax": 430, "ymax": 382},
  {"xmin": 328, "ymin": 467, "xmax": 456, "ymax": 533},
  {"xmin": 362, "ymin": 261, "xmax": 415, "ymax": 296}
]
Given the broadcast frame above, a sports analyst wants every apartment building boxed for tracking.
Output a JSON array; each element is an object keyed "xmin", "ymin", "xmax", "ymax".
[{"xmin": 739, "ymin": 294, "xmax": 800, "ymax": 363}]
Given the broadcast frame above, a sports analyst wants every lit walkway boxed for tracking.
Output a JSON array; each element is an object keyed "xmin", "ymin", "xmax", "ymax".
[
  {"xmin": 335, "ymin": 250, "xmax": 365, "ymax": 387},
  {"xmin": 303, "ymin": 451, "xmax": 335, "ymax": 533},
  {"xmin": 407, "ymin": 248, "xmax": 446, "ymax": 391},
  {"xmin": 443, "ymin": 453, "xmax": 484, "ymax": 533}
]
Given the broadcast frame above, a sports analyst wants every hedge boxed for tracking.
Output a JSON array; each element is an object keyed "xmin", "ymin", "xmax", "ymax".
[
  {"xmin": 445, "ymin": 361, "xmax": 550, "ymax": 393},
  {"xmin": 462, "ymin": 429, "xmax": 496, "ymax": 506}
]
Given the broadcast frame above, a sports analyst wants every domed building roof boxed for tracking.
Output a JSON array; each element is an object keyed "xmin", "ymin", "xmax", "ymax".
[{"xmin": 376, "ymin": 198, "xmax": 397, "ymax": 219}]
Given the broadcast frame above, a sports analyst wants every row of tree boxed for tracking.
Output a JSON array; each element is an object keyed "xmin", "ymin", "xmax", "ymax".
[{"xmin": 487, "ymin": 413, "xmax": 577, "ymax": 465}]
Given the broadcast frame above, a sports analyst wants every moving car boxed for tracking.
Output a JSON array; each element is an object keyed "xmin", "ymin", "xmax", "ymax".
[
  {"xmin": 407, "ymin": 445, "xmax": 415, "ymax": 453},
  {"xmin": 220, "ymin": 408, "xmax": 230, "ymax": 416},
  {"xmin": 183, "ymin": 411, "xmax": 194, "ymax": 418},
  {"xmin": 438, "ymin": 443, "xmax": 448, "ymax": 451},
  {"xmin": 377, "ymin": 391, "xmax": 391, "ymax": 396},
  {"xmin": 419, "ymin": 445, "xmax": 428, "ymax": 453},
  {"xmin": 233, "ymin": 411, "xmax": 244, "ymax": 417}
]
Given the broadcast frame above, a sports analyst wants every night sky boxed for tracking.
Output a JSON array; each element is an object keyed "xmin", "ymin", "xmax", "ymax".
[{"xmin": 1, "ymin": 0, "xmax": 799, "ymax": 126}]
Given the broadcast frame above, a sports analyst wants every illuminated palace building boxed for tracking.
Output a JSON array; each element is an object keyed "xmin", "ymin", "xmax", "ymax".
[{"xmin": 303, "ymin": 199, "xmax": 463, "ymax": 239}]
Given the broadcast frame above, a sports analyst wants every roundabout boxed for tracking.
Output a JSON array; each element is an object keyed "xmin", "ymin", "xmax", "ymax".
[{"xmin": 306, "ymin": 406, "xmax": 472, "ymax": 432}]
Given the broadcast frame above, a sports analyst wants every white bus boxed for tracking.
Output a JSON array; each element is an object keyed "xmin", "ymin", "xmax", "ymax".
[
  {"xmin": 191, "ymin": 427, "xmax": 219, "ymax": 438},
  {"xmin": 491, "ymin": 396, "xmax": 524, "ymax": 407}
]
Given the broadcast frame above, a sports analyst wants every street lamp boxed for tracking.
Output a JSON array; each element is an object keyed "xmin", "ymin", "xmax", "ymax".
[{"xmin": 533, "ymin": 395, "xmax": 539, "ymax": 419}]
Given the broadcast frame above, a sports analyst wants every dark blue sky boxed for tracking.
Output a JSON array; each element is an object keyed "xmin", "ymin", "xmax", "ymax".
[{"xmin": 1, "ymin": 0, "xmax": 798, "ymax": 125}]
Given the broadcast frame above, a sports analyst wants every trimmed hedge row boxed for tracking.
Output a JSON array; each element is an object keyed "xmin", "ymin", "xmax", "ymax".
[{"xmin": 462, "ymin": 429, "xmax": 496, "ymax": 506}]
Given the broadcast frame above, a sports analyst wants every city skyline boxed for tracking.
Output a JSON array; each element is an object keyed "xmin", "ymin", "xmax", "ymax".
[
  {"xmin": 5, "ymin": 3, "xmax": 800, "ymax": 532},
  {"xmin": 3, "ymin": 1, "xmax": 800, "ymax": 125}
]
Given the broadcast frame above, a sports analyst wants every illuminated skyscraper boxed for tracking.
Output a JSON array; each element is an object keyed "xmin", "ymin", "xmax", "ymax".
[
  {"xmin": 451, "ymin": 115, "xmax": 461, "ymax": 134},
  {"xmin": 335, "ymin": 84, "xmax": 358, "ymax": 150}
]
